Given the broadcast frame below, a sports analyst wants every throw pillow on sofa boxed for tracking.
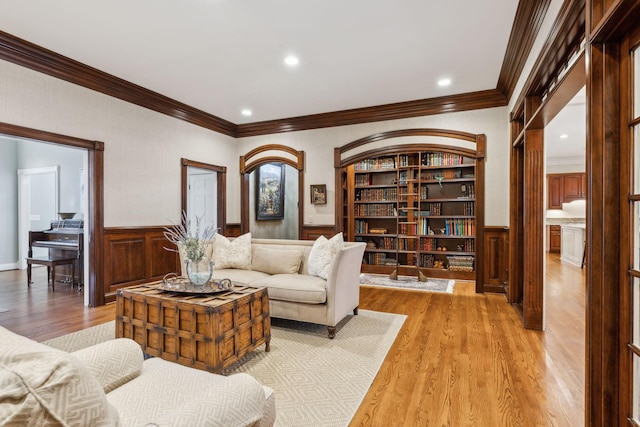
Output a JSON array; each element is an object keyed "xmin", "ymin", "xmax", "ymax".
[
  {"xmin": 252, "ymin": 247, "xmax": 304, "ymax": 275},
  {"xmin": 0, "ymin": 326, "xmax": 120, "ymax": 426},
  {"xmin": 308, "ymin": 232, "xmax": 344, "ymax": 280},
  {"xmin": 211, "ymin": 232, "xmax": 252, "ymax": 270}
]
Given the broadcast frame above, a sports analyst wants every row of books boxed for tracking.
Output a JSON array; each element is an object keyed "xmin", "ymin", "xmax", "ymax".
[
  {"xmin": 463, "ymin": 202, "xmax": 474, "ymax": 215},
  {"xmin": 355, "ymin": 187, "xmax": 398, "ymax": 201},
  {"xmin": 426, "ymin": 203, "xmax": 441, "ymax": 215},
  {"xmin": 421, "ymin": 153, "xmax": 465, "ymax": 166},
  {"xmin": 446, "ymin": 256, "xmax": 474, "ymax": 272},
  {"xmin": 443, "ymin": 218, "xmax": 475, "ymax": 236},
  {"xmin": 355, "ymin": 174, "xmax": 372, "ymax": 186},
  {"xmin": 461, "ymin": 183, "xmax": 475, "ymax": 198},
  {"xmin": 364, "ymin": 253, "xmax": 397, "ymax": 266},
  {"xmin": 355, "ymin": 220, "xmax": 369, "ymax": 234},
  {"xmin": 355, "ymin": 204, "xmax": 396, "ymax": 216},
  {"xmin": 398, "ymin": 154, "xmax": 417, "ymax": 167},
  {"xmin": 354, "ymin": 157, "xmax": 396, "ymax": 171}
]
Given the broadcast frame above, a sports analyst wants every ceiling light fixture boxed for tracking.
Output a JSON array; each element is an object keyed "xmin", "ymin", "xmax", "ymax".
[
  {"xmin": 437, "ymin": 78, "xmax": 452, "ymax": 87},
  {"xmin": 284, "ymin": 55, "xmax": 299, "ymax": 66},
  {"xmin": 560, "ymin": 134, "xmax": 569, "ymax": 139},
  {"xmin": 241, "ymin": 109, "xmax": 252, "ymax": 117}
]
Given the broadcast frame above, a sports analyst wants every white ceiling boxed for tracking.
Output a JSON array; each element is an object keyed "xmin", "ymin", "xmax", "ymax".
[{"xmin": 1, "ymin": 0, "xmax": 519, "ymax": 124}]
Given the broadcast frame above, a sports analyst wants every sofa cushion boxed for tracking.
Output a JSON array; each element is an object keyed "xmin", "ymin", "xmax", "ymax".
[
  {"xmin": 251, "ymin": 274, "xmax": 327, "ymax": 304},
  {"xmin": 212, "ymin": 268, "xmax": 270, "ymax": 285},
  {"xmin": 308, "ymin": 233, "xmax": 344, "ymax": 279},
  {"xmin": 212, "ymin": 232, "xmax": 252, "ymax": 270},
  {"xmin": 0, "ymin": 326, "xmax": 119, "ymax": 426},
  {"xmin": 151, "ymin": 373, "xmax": 266, "ymax": 427},
  {"xmin": 107, "ymin": 357, "xmax": 274, "ymax": 427},
  {"xmin": 72, "ymin": 338, "xmax": 144, "ymax": 393},
  {"xmin": 251, "ymin": 247, "xmax": 303, "ymax": 275}
]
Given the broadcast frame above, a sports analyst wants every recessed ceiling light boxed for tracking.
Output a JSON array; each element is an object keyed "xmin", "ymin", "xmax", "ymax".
[
  {"xmin": 560, "ymin": 134, "xmax": 569, "ymax": 139},
  {"xmin": 284, "ymin": 55, "xmax": 299, "ymax": 66},
  {"xmin": 241, "ymin": 109, "xmax": 252, "ymax": 117},
  {"xmin": 437, "ymin": 78, "xmax": 452, "ymax": 87}
]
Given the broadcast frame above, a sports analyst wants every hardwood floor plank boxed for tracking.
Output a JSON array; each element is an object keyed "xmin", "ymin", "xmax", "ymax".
[{"xmin": 0, "ymin": 253, "xmax": 584, "ymax": 426}]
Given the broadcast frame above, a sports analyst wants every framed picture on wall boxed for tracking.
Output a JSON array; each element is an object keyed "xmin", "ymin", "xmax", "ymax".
[
  {"xmin": 256, "ymin": 163, "xmax": 285, "ymax": 220},
  {"xmin": 310, "ymin": 184, "xmax": 327, "ymax": 205}
]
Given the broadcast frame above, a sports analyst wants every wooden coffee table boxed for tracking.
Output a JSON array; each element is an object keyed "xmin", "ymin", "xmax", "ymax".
[{"xmin": 115, "ymin": 282, "xmax": 270, "ymax": 373}]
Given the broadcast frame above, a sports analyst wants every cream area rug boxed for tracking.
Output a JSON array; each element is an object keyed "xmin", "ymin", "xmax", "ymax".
[
  {"xmin": 43, "ymin": 310, "xmax": 406, "ymax": 427},
  {"xmin": 360, "ymin": 273, "xmax": 455, "ymax": 293}
]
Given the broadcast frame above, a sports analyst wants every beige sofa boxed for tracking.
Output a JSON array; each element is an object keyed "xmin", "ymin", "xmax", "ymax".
[
  {"xmin": 180, "ymin": 234, "xmax": 366, "ymax": 338},
  {"xmin": 0, "ymin": 326, "xmax": 276, "ymax": 426}
]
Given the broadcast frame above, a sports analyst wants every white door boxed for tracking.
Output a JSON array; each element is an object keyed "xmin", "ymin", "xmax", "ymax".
[
  {"xmin": 18, "ymin": 166, "xmax": 59, "ymax": 268},
  {"xmin": 187, "ymin": 169, "xmax": 217, "ymax": 233}
]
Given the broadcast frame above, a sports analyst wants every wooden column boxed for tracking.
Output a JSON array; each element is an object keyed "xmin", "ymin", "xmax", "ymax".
[
  {"xmin": 508, "ymin": 136, "xmax": 524, "ymax": 305},
  {"xmin": 585, "ymin": 40, "xmax": 622, "ymax": 427},
  {"xmin": 522, "ymin": 129, "xmax": 544, "ymax": 330}
]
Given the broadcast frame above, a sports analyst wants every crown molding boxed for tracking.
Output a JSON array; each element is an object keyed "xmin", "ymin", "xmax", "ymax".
[
  {"xmin": 0, "ymin": 31, "xmax": 237, "ymax": 137},
  {"xmin": 511, "ymin": 0, "xmax": 586, "ymax": 113},
  {"xmin": 236, "ymin": 89, "xmax": 507, "ymax": 138},
  {"xmin": 497, "ymin": 0, "xmax": 552, "ymax": 102},
  {"xmin": 2, "ymin": 15, "xmax": 524, "ymax": 140}
]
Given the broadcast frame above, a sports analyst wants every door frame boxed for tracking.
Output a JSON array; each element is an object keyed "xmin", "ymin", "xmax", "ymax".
[
  {"xmin": 180, "ymin": 158, "xmax": 226, "ymax": 235},
  {"xmin": 17, "ymin": 165, "xmax": 59, "ymax": 269},
  {"xmin": 0, "ymin": 122, "xmax": 105, "ymax": 307}
]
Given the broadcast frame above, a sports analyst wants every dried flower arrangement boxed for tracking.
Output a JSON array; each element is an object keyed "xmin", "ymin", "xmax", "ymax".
[{"xmin": 163, "ymin": 211, "xmax": 217, "ymax": 262}]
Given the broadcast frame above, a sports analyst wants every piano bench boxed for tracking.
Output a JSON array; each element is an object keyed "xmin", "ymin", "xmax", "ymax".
[{"xmin": 26, "ymin": 256, "xmax": 77, "ymax": 291}]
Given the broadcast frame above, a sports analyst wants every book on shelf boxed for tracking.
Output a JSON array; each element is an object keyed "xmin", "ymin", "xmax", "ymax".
[{"xmin": 369, "ymin": 228, "xmax": 387, "ymax": 234}]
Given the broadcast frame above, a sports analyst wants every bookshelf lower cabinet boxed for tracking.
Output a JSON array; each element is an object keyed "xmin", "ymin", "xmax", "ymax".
[{"xmin": 344, "ymin": 151, "xmax": 480, "ymax": 281}]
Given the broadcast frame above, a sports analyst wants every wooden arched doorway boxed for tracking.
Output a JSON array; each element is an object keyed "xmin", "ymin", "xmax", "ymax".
[{"xmin": 239, "ymin": 144, "xmax": 305, "ymax": 237}]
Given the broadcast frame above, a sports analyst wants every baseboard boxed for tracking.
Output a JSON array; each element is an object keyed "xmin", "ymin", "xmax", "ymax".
[{"xmin": 0, "ymin": 262, "xmax": 19, "ymax": 271}]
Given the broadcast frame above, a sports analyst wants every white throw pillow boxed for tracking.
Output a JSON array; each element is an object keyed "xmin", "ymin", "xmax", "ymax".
[
  {"xmin": 211, "ymin": 232, "xmax": 252, "ymax": 270},
  {"xmin": 308, "ymin": 233, "xmax": 344, "ymax": 279}
]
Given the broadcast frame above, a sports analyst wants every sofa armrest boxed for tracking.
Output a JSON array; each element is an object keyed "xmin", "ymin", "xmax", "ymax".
[
  {"xmin": 325, "ymin": 242, "xmax": 366, "ymax": 321},
  {"xmin": 150, "ymin": 373, "xmax": 270, "ymax": 427},
  {"xmin": 72, "ymin": 338, "xmax": 144, "ymax": 393}
]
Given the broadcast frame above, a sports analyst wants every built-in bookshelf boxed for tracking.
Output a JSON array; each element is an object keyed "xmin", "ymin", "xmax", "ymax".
[{"xmin": 342, "ymin": 150, "xmax": 481, "ymax": 280}]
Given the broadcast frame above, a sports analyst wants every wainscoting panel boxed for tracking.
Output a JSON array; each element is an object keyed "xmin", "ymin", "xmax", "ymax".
[
  {"xmin": 103, "ymin": 227, "xmax": 179, "ymax": 303},
  {"xmin": 483, "ymin": 226, "xmax": 509, "ymax": 293},
  {"xmin": 301, "ymin": 225, "xmax": 337, "ymax": 240}
]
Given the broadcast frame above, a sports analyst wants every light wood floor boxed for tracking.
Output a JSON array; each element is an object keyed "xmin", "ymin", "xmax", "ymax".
[{"xmin": 0, "ymin": 253, "xmax": 585, "ymax": 426}]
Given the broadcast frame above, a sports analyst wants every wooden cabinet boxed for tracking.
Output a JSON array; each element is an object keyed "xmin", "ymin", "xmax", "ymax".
[
  {"xmin": 342, "ymin": 151, "xmax": 480, "ymax": 281},
  {"xmin": 548, "ymin": 175, "xmax": 563, "ymax": 209},
  {"xmin": 548, "ymin": 225, "xmax": 561, "ymax": 253},
  {"xmin": 547, "ymin": 173, "xmax": 586, "ymax": 208}
]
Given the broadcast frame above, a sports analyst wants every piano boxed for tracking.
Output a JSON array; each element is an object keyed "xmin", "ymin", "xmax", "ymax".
[{"xmin": 29, "ymin": 219, "xmax": 84, "ymax": 288}]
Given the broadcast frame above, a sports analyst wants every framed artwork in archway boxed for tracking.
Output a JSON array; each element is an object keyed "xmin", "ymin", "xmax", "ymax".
[{"xmin": 256, "ymin": 163, "xmax": 285, "ymax": 220}]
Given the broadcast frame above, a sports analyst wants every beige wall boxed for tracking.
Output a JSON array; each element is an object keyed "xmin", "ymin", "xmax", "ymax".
[
  {"xmin": 0, "ymin": 59, "xmax": 238, "ymax": 227},
  {"xmin": 1, "ymin": 58, "xmax": 510, "ymax": 229},
  {"xmin": 238, "ymin": 106, "xmax": 510, "ymax": 226}
]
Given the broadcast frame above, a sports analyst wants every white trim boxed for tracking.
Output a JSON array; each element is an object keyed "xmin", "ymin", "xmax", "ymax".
[
  {"xmin": 0, "ymin": 262, "xmax": 19, "ymax": 271},
  {"xmin": 17, "ymin": 166, "xmax": 59, "ymax": 270}
]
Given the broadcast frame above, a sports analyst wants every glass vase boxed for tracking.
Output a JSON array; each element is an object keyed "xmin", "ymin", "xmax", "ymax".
[{"xmin": 185, "ymin": 258, "xmax": 214, "ymax": 288}]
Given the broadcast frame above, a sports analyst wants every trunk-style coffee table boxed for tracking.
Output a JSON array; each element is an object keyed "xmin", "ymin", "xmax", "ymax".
[{"xmin": 115, "ymin": 282, "xmax": 270, "ymax": 373}]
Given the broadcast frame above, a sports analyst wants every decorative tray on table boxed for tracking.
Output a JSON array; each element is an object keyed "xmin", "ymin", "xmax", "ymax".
[{"xmin": 157, "ymin": 273, "xmax": 234, "ymax": 294}]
